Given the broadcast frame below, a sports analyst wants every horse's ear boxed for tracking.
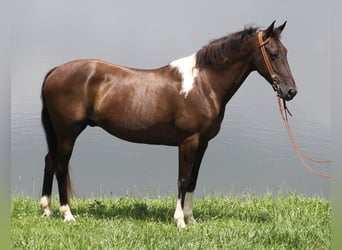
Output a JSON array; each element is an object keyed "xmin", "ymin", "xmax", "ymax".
[
  {"xmin": 264, "ymin": 21, "xmax": 276, "ymax": 39},
  {"xmin": 274, "ymin": 21, "xmax": 287, "ymax": 35}
]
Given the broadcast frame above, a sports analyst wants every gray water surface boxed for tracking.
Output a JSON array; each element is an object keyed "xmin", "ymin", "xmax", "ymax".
[
  {"xmin": 11, "ymin": 1, "xmax": 332, "ymax": 199},
  {"xmin": 11, "ymin": 69, "xmax": 331, "ymax": 198}
]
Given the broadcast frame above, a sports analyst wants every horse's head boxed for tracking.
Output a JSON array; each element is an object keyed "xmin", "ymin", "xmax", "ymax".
[{"xmin": 253, "ymin": 21, "xmax": 297, "ymax": 101}]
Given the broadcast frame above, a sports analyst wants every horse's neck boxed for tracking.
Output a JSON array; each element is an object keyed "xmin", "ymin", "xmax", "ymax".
[{"xmin": 205, "ymin": 60, "xmax": 253, "ymax": 105}]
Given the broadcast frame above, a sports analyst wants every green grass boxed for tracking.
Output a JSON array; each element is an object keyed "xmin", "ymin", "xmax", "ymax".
[{"xmin": 11, "ymin": 192, "xmax": 330, "ymax": 249}]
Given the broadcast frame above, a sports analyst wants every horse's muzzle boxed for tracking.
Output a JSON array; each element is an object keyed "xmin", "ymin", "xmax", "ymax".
[
  {"xmin": 278, "ymin": 86, "xmax": 297, "ymax": 101},
  {"xmin": 283, "ymin": 88, "xmax": 297, "ymax": 101}
]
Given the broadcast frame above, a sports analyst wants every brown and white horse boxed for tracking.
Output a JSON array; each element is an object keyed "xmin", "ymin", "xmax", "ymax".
[{"xmin": 40, "ymin": 21, "xmax": 297, "ymax": 228}]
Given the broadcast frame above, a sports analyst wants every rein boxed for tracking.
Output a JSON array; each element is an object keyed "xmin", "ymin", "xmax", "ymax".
[
  {"xmin": 258, "ymin": 31, "xmax": 332, "ymax": 179},
  {"xmin": 277, "ymin": 97, "xmax": 331, "ymax": 178}
]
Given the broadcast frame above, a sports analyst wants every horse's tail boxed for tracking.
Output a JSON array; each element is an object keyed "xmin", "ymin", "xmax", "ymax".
[
  {"xmin": 41, "ymin": 67, "xmax": 57, "ymax": 159},
  {"xmin": 41, "ymin": 67, "xmax": 73, "ymax": 199}
]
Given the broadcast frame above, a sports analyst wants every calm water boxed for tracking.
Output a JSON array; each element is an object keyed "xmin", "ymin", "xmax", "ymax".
[
  {"xmin": 11, "ymin": 2, "xmax": 332, "ymax": 199},
  {"xmin": 11, "ymin": 67, "xmax": 331, "ymax": 199}
]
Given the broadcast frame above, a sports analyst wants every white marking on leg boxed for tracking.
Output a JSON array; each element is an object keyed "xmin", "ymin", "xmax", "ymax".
[
  {"xmin": 60, "ymin": 205, "xmax": 76, "ymax": 222},
  {"xmin": 183, "ymin": 192, "xmax": 195, "ymax": 223},
  {"xmin": 170, "ymin": 53, "xmax": 199, "ymax": 97},
  {"xmin": 173, "ymin": 198, "xmax": 186, "ymax": 228},
  {"xmin": 40, "ymin": 195, "xmax": 53, "ymax": 217}
]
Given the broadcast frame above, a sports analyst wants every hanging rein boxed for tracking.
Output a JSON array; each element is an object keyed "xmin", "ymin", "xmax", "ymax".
[{"xmin": 258, "ymin": 31, "xmax": 332, "ymax": 179}]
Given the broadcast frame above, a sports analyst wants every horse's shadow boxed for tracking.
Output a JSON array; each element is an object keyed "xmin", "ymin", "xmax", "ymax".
[
  {"xmin": 72, "ymin": 199, "xmax": 175, "ymax": 223},
  {"xmin": 67, "ymin": 198, "xmax": 272, "ymax": 224}
]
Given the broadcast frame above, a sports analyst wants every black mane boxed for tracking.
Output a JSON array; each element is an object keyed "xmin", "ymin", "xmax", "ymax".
[{"xmin": 196, "ymin": 26, "xmax": 259, "ymax": 69}]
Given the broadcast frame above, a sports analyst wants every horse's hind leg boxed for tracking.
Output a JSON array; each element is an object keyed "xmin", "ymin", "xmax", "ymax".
[
  {"xmin": 55, "ymin": 123, "xmax": 86, "ymax": 221},
  {"xmin": 40, "ymin": 153, "xmax": 55, "ymax": 217},
  {"xmin": 55, "ymin": 139, "xmax": 75, "ymax": 221}
]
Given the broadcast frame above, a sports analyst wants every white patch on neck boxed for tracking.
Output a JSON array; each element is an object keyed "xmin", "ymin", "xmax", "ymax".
[{"xmin": 170, "ymin": 53, "xmax": 199, "ymax": 97}]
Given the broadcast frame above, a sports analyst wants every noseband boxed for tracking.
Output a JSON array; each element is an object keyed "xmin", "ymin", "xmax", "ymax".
[{"xmin": 257, "ymin": 31, "xmax": 280, "ymax": 93}]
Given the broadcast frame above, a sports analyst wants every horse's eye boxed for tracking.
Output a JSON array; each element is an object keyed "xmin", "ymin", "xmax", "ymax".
[{"xmin": 270, "ymin": 53, "xmax": 278, "ymax": 61}]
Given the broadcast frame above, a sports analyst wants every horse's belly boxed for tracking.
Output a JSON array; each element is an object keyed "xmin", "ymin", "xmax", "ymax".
[
  {"xmin": 92, "ymin": 87, "xmax": 179, "ymax": 145},
  {"xmin": 97, "ymin": 119, "xmax": 178, "ymax": 146}
]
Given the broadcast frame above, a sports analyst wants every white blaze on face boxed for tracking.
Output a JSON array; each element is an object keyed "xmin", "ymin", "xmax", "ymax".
[{"xmin": 170, "ymin": 53, "xmax": 199, "ymax": 97}]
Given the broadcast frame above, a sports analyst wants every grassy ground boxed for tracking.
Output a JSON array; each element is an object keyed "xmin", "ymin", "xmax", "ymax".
[{"xmin": 11, "ymin": 192, "xmax": 330, "ymax": 249}]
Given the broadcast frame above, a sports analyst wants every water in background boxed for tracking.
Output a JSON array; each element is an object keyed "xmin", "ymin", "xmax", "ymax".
[
  {"xmin": 11, "ymin": 2, "xmax": 332, "ymax": 198},
  {"xmin": 11, "ymin": 64, "xmax": 331, "ymax": 199}
]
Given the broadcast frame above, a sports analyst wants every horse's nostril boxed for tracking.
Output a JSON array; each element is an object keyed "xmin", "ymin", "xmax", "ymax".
[
  {"xmin": 288, "ymin": 88, "xmax": 297, "ymax": 98},
  {"xmin": 284, "ymin": 88, "xmax": 297, "ymax": 101}
]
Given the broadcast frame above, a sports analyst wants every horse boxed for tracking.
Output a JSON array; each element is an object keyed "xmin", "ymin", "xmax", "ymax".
[{"xmin": 40, "ymin": 21, "xmax": 297, "ymax": 228}]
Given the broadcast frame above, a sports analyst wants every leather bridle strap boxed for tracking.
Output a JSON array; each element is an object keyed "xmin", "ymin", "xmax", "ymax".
[{"xmin": 257, "ymin": 31, "xmax": 279, "ymax": 92}]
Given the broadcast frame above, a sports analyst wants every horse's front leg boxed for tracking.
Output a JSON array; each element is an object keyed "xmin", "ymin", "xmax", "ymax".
[
  {"xmin": 174, "ymin": 134, "xmax": 200, "ymax": 228},
  {"xmin": 183, "ymin": 142, "xmax": 208, "ymax": 224}
]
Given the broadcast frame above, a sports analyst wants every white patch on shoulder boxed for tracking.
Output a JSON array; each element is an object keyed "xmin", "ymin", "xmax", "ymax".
[{"xmin": 170, "ymin": 53, "xmax": 199, "ymax": 97}]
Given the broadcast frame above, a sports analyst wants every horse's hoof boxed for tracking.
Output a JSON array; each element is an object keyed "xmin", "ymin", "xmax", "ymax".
[
  {"xmin": 41, "ymin": 208, "xmax": 53, "ymax": 218},
  {"xmin": 176, "ymin": 220, "xmax": 186, "ymax": 229},
  {"xmin": 40, "ymin": 196, "xmax": 53, "ymax": 217},
  {"xmin": 64, "ymin": 214, "xmax": 76, "ymax": 222},
  {"xmin": 41, "ymin": 211, "xmax": 53, "ymax": 218},
  {"xmin": 60, "ymin": 205, "xmax": 76, "ymax": 222},
  {"xmin": 186, "ymin": 216, "xmax": 197, "ymax": 224}
]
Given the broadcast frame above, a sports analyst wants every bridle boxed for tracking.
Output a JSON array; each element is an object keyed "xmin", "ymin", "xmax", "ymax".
[
  {"xmin": 257, "ymin": 31, "xmax": 292, "ymax": 117},
  {"xmin": 257, "ymin": 31, "xmax": 280, "ymax": 94},
  {"xmin": 257, "ymin": 30, "xmax": 332, "ymax": 179}
]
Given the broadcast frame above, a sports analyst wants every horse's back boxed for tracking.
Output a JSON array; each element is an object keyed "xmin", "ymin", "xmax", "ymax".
[
  {"xmin": 42, "ymin": 59, "xmax": 182, "ymax": 144},
  {"xmin": 43, "ymin": 59, "xmax": 145, "ymax": 112}
]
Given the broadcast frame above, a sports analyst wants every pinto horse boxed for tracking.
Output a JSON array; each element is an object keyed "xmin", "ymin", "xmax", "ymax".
[{"xmin": 40, "ymin": 21, "xmax": 297, "ymax": 228}]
